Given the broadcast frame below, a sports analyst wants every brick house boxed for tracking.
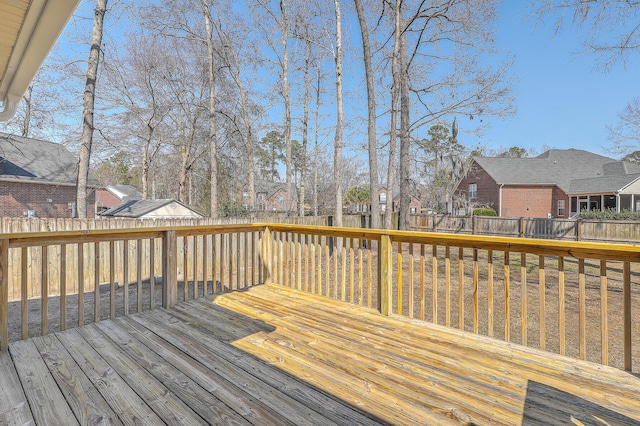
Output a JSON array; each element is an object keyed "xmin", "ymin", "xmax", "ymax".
[
  {"xmin": 454, "ymin": 149, "xmax": 640, "ymax": 218},
  {"xmin": 378, "ymin": 186, "xmax": 421, "ymax": 214},
  {"xmin": 96, "ymin": 184, "xmax": 143, "ymax": 214},
  {"xmin": 0, "ymin": 132, "xmax": 97, "ymax": 218},
  {"xmin": 247, "ymin": 180, "xmax": 298, "ymax": 213}
]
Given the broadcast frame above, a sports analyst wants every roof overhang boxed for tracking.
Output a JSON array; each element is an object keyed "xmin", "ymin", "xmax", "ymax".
[{"xmin": 0, "ymin": 0, "xmax": 80, "ymax": 121}]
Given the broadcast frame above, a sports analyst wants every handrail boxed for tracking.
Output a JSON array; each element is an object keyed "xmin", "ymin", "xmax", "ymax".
[
  {"xmin": 264, "ymin": 224, "xmax": 638, "ymax": 372},
  {"xmin": 1, "ymin": 223, "xmax": 637, "ymax": 373},
  {"xmin": 0, "ymin": 224, "xmax": 268, "ymax": 351}
]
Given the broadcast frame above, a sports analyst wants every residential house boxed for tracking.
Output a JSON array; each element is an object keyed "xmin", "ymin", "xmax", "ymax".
[
  {"xmin": 378, "ymin": 186, "xmax": 421, "ymax": 214},
  {"xmin": 454, "ymin": 149, "xmax": 640, "ymax": 218},
  {"xmin": 248, "ymin": 180, "xmax": 298, "ymax": 213},
  {"xmin": 96, "ymin": 184, "xmax": 143, "ymax": 213},
  {"xmin": 99, "ymin": 199, "xmax": 203, "ymax": 219},
  {"xmin": 0, "ymin": 132, "xmax": 97, "ymax": 218}
]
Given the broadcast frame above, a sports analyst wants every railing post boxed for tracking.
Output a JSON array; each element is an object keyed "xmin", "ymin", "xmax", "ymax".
[
  {"xmin": 162, "ymin": 230, "xmax": 177, "ymax": 308},
  {"xmin": 0, "ymin": 239, "xmax": 8, "ymax": 351},
  {"xmin": 623, "ymin": 261, "xmax": 632, "ymax": 371},
  {"xmin": 261, "ymin": 227, "xmax": 273, "ymax": 285},
  {"xmin": 380, "ymin": 234, "xmax": 393, "ymax": 315}
]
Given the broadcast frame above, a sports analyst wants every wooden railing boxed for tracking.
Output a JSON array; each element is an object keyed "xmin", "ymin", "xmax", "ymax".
[
  {"xmin": 0, "ymin": 224, "xmax": 267, "ymax": 351},
  {"xmin": 264, "ymin": 225, "xmax": 639, "ymax": 373},
  {"xmin": 1, "ymin": 223, "xmax": 638, "ymax": 374}
]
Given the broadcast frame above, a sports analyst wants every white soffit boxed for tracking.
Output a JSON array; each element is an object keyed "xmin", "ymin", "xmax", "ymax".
[{"xmin": 0, "ymin": 0, "xmax": 80, "ymax": 121}]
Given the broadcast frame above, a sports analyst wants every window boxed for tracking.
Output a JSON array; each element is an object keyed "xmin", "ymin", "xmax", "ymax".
[
  {"xmin": 379, "ymin": 192, "xmax": 387, "ymax": 203},
  {"xmin": 557, "ymin": 199, "xmax": 565, "ymax": 217},
  {"xmin": 468, "ymin": 183, "xmax": 477, "ymax": 199}
]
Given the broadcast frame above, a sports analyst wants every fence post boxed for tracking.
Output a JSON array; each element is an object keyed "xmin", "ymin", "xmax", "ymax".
[
  {"xmin": 576, "ymin": 219, "xmax": 582, "ymax": 241},
  {"xmin": 472, "ymin": 215, "xmax": 477, "ymax": 235},
  {"xmin": 380, "ymin": 234, "xmax": 393, "ymax": 315},
  {"xmin": 519, "ymin": 217, "xmax": 525, "ymax": 238},
  {"xmin": 162, "ymin": 230, "xmax": 177, "ymax": 308},
  {"xmin": 0, "ymin": 239, "xmax": 7, "ymax": 351}
]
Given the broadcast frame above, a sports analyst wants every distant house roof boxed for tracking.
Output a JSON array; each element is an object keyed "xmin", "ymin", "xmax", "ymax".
[
  {"xmin": 569, "ymin": 174, "xmax": 640, "ymax": 195},
  {"xmin": 472, "ymin": 149, "xmax": 640, "ymax": 193},
  {"xmin": 254, "ymin": 180, "xmax": 298, "ymax": 201},
  {"xmin": 0, "ymin": 132, "xmax": 98, "ymax": 186},
  {"xmin": 106, "ymin": 184, "xmax": 142, "ymax": 201},
  {"xmin": 99, "ymin": 199, "xmax": 202, "ymax": 219}
]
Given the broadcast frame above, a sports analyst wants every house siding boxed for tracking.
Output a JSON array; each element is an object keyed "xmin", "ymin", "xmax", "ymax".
[
  {"xmin": 455, "ymin": 164, "xmax": 501, "ymax": 213},
  {"xmin": 96, "ymin": 189, "xmax": 121, "ymax": 211},
  {"xmin": 0, "ymin": 181, "xmax": 96, "ymax": 218},
  {"xmin": 502, "ymin": 186, "xmax": 552, "ymax": 218}
]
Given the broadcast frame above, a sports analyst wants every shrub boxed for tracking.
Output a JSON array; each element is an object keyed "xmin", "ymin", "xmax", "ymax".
[
  {"xmin": 578, "ymin": 208, "xmax": 640, "ymax": 220},
  {"xmin": 473, "ymin": 208, "xmax": 497, "ymax": 216}
]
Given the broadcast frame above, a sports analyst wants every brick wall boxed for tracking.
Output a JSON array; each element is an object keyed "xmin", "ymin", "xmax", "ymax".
[
  {"xmin": 455, "ymin": 163, "xmax": 500, "ymax": 212},
  {"xmin": 0, "ymin": 181, "xmax": 96, "ymax": 218},
  {"xmin": 501, "ymin": 186, "xmax": 569, "ymax": 218},
  {"xmin": 96, "ymin": 189, "xmax": 121, "ymax": 211}
]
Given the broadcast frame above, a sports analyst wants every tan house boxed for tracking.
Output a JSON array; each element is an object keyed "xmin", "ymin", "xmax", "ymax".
[{"xmin": 99, "ymin": 199, "xmax": 203, "ymax": 219}]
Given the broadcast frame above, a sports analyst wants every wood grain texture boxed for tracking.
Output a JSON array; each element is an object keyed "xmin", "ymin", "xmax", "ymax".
[
  {"xmin": 0, "ymin": 351, "xmax": 33, "ymax": 425},
  {"xmin": 4, "ymin": 284, "xmax": 640, "ymax": 425}
]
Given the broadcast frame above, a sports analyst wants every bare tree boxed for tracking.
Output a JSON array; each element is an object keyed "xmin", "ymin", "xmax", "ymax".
[
  {"xmin": 333, "ymin": 0, "xmax": 344, "ymax": 227},
  {"xmin": 384, "ymin": 0, "xmax": 401, "ymax": 230},
  {"xmin": 76, "ymin": 0, "xmax": 108, "ymax": 218},
  {"xmin": 102, "ymin": 32, "xmax": 170, "ymax": 200},
  {"xmin": 389, "ymin": 0, "xmax": 514, "ymax": 229},
  {"xmin": 607, "ymin": 96, "xmax": 640, "ymax": 156},
  {"xmin": 532, "ymin": 1, "xmax": 640, "ymax": 70},
  {"xmin": 201, "ymin": 0, "xmax": 219, "ymax": 217},
  {"xmin": 354, "ymin": 0, "xmax": 380, "ymax": 228}
]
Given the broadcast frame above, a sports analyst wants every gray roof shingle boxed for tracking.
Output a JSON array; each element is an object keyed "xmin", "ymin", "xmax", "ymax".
[
  {"xmin": 569, "ymin": 174, "xmax": 640, "ymax": 194},
  {"xmin": 474, "ymin": 149, "xmax": 631, "ymax": 193},
  {"xmin": 0, "ymin": 132, "xmax": 97, "ymax": 185}
]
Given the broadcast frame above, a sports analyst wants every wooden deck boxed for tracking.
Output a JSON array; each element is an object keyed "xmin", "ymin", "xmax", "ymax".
[{"xmin": 1, "ymin": 285, "xmax": 639, "ymax": 425}]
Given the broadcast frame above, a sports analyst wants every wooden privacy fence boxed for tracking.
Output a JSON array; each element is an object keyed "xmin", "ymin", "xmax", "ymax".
[
  {"xmin": 263, "ymin": 224, "xmax": 640, "ymax": 374},
  {"xmin": 2, "ymin": 223, "xmax": 638, "ymax": 374},
  {"xmin": 412, "ymin": 214, "xmax": 640, "ymax": 243}
]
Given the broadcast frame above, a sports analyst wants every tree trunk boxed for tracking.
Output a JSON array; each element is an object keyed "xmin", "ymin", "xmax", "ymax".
[
  {"xmin": 399, "ymin": 21, "xmax": 411, "ymax": 231},
  {"xmin": 313, "ymin": 60, "xmax": 321, "ymax": 217},
  {"xmin": 299, "ymin": 39, "xmax": 311, "ymax": 217},
  {"xmin": 281, "ymin": 0, "xmax": 293, "ymax": 214},
  {"xmin": 76, "ymin": 0, "xmax": 108, "ymax": 218},
  {"xmin": 21, "ymin": 85, "xmax": 32, "ymax": 137},
  {"xmin": 333, "ymin": 0, "xmax": 344, "ymax": 228},
  {"xmin": 354, "ymin": 0, "xmax": 379, "ymax": 229},
  {"xmin": 202, "ymin": 2, "xmax": 218, "ymax": 217},
  {"xmin": 385, "ymin": 0, "xmax": 401, "ymax": 230}
]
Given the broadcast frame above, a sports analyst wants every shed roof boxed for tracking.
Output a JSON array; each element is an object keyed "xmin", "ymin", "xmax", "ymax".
[
  {"xmin": 569, "ymin": 174, "xmax": 640, "ymax": 195},
  {"xmin": 99, "ymin": 198, "xmax": 201, "ymax": 218}
]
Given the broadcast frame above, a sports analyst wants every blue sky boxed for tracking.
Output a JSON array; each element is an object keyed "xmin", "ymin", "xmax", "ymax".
[{"xmin": 484, "ymin": 2, "xmax": 640, "ymax": 158}]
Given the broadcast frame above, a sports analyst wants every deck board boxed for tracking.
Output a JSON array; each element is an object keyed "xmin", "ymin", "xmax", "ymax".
[{"xmin": 3, "ymin": 284, "xmax": 640, "ymax": 425}]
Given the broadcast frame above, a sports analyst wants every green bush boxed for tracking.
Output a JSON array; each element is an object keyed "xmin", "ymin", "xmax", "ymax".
[
  {"xmin": 578, "ymin": 208, "xmax": 640, "ymax": 220},
  {"xmin": 472, "ymin": 208, "xmax": 497, "ymax": 216}
]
